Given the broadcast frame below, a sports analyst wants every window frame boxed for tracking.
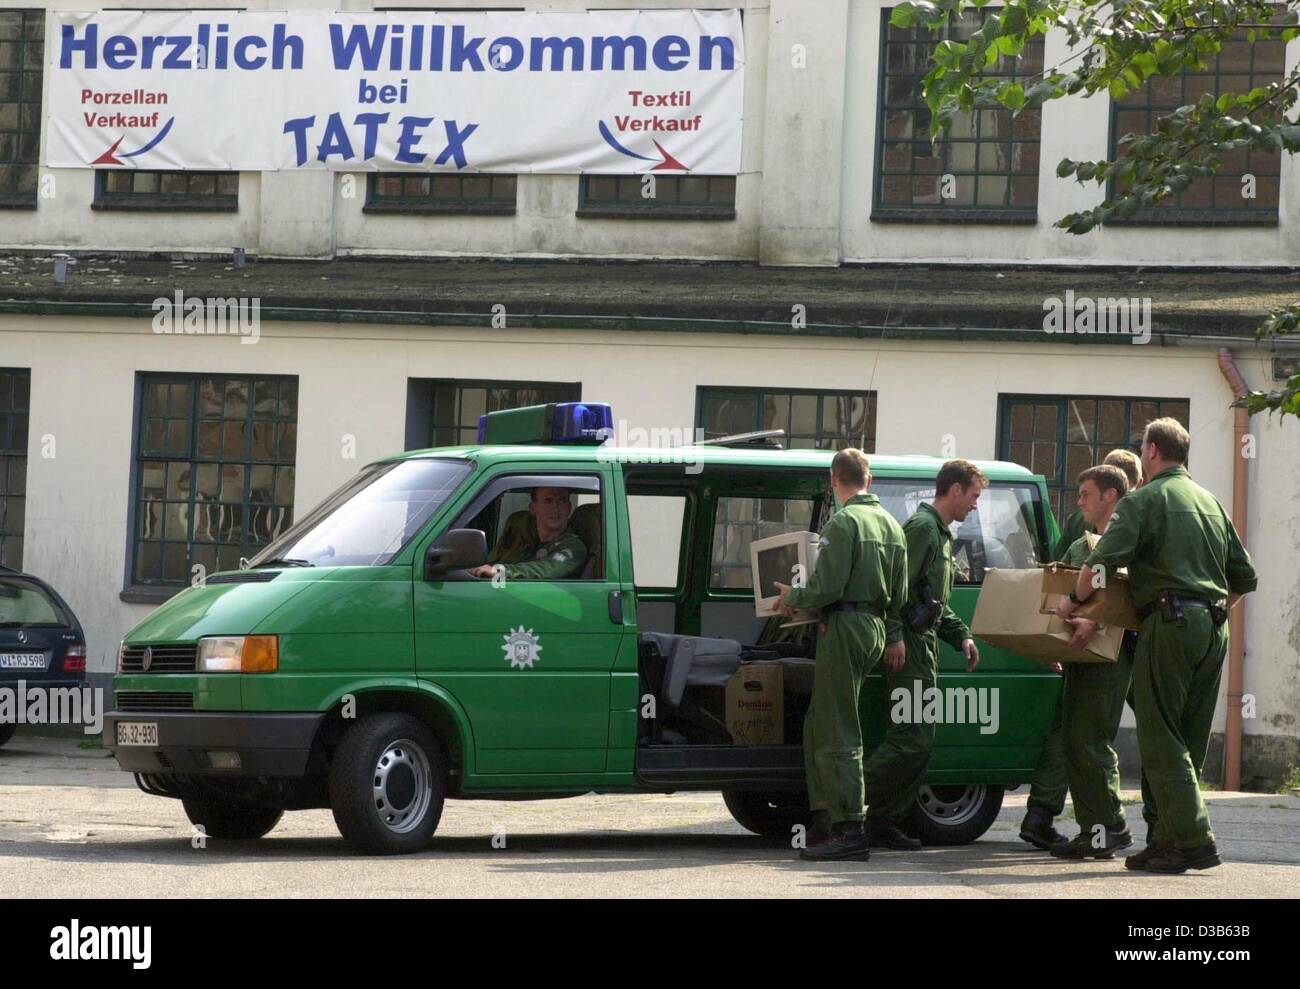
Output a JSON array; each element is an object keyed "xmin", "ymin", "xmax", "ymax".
[
  {"xmin": 0, "ymin": 367, "xmax": 30, "ymax": 569},
  {"xmin": 93, "ymin": 170, "xmax": 240, "ymax": 212},
  {"xmin": 695, "ymin": 386, "xmax": 878, "ymax": 451},
  {"xmin": 995, "ymin": 393, "xmax": 1191, "ymax": 527},
  {"xmin": 576, "ymin": 174, "xmax": 737, "ymax": 220},
  {"xmin": 0, "ymin": 7, "xmax": 44, "ymax": 210},
  {"xmin": 872, "ymin": 6, "xmax": 1044, "ymax": 224},
  {"xmin": 123, "ymin": 372, "xmax": 299, "ymax": 601},
  {"xmin": 406, "ymin": 378, "xmax": 582, "ymax": 450},
  {"xmin": 707, "ymin": 493, "xmax": 819, "ymax": 593},
  {"xmin": 364, "ymin": 172, "xmax": 518, "ymax": 215}
]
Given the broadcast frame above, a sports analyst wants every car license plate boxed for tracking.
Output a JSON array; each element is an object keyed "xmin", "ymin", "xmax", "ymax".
[
  {"xmin": 0, "ymin": 652, "xmax": 46, "ymax": 670},
  {"xmin": 116, "ymin": 722, "xmax": 159, "ymax": 747}
]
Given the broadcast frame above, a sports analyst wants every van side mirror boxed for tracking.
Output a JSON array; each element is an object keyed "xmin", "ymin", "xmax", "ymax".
[{"xmin": 424, "ymin": 529, "xmax": 488, "ymax": 579}]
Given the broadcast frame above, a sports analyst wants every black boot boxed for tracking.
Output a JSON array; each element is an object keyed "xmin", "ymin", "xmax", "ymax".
[
  {"xmin": 867, "ymin": 821, "xmax": 922, "ymax": 851},
  {"xmin": 807, "ymin": 809, "xmax": 832, "ymax": 846},
  {"xmin": 1050, "ymin": 825, "xmax": 1133, "ymax": 860},
  {"xmin": 799, "ymin": 820, "xmax": 871, "ymax": 861},
  {"xmin": 1019, "ymin": 806, "xmax": 1069, "ymax": 851},
  {"xmin": 1135, "ymin": 842, "xmax": 1222, "ymax": 874}
]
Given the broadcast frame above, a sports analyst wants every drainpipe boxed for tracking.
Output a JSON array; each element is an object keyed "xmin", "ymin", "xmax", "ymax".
[{"xmin": 1216, "ymin": 348, "xmax": 1250, "ymax": 791}]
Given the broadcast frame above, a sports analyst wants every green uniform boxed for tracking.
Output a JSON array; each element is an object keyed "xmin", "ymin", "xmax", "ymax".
[
  {"xmin": 1058, "ymin": 534, "xmax": 1134, "ymax": 832},
  {"xmin": 502, "ymin": 530, "xmax": 587, "ymax": 580},
  {"xmin": 864, "ymin": 502, "xmax": 968, "ymax": 826},
  {"xmin": 1085, "ymin": 465, "xmax": 1256, "ymax": 849},
  {"xmin": 1052, "ymin": 507, "xmax": 1093, "ymax": 562},
  {"xmin": 787, "ymin": 492, "xmax": 908, "ymax": 825}
]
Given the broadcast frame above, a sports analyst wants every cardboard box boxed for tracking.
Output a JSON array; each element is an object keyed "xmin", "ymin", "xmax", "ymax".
[
  {"xmin": 971, "ymin": 567, "xmax": 1126, "ymax": 663},
  {"xmin": 726, "ymin": 662, "xmax": 784, "ymax": 745},
  {"xmin": 1040, "ymin": 548, "xmax": 1141, "ymax": 630}
]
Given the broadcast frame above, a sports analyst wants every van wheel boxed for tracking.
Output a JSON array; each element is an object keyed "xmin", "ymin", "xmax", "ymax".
[
  {"xmin": 181, "ymin": 796, "xmax": 283, "ymax": 840},
  {"xmin": 723, "ymin": 789, "xmax": 810, "ymax": 839},
  {"xmin": 907, "ymin": 784, "xmax": 1004, "ymax": 846},
  {"xmin": 329, "ymin": 713, "xmax": 445, "ymax": 855},
  {"xmin": 0, "ymin": 724, "xmax": 15, "ymax": 748}
]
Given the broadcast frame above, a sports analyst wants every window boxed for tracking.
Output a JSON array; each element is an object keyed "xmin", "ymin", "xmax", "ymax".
[
  {"xmin": 697, "ymin": 387, "xmax": 876, "ymax": 450},
  {"xmin": 627, "ymin": 494, "xmax": 688, "ymax": 589},
  {"xmin": 250, "ymin": 459, "xmax": 471, "ymax": 569},
  {"xmin": 94, "ymin": 170, "xmax": 239, "ymax": 211},
  {"xmin": 1109, "ymin": 32, "xmax": 1284, "ymax": 224},
  {"xmin": 407, "ymin": 379, "xmax": 581, "ymax": 450},
  {"xmin": 132, "ymin": 375, "xmax": 298, "ymax": 587},
  {"xmin": 710, "ymin": 496, "xmax": 815, "ymax": 590},
  {"xmin": 872, "ymin": 478, "xmax": 1045, "ymax": 584},
  {"xmin": 874, "ymin": 7, "xmax": 1043, "ymax": 221},
  {"xmin": 996, "ymin": 395, "xmax": 1190, "ymax": 525},
  {"xmin": 458, "ymin": 475, "xmax": 604, "ymax": 581},
  {"xmin": 0, "ymin": 368, "xmax": 29, "ymax": 568},
  {"xmin": 0, "ymin": 8, "xmax": 43, "ymax": 209},
  {"xmin": 578, "ymin": 174, "xmax": 736, "ymax": 219},
  {"xmin": 365, "ymin": 172, "xmax": 517, "ymax": 214}
]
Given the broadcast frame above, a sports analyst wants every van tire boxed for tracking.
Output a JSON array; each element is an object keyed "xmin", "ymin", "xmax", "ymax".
[
  {"xmin": 906, "ymin": 784, "xmax": 1004, "ymax": 846},
  {"xmin": 181, "ymin": 796, "xmax": 283, "ymax": 840},
  {"xmin": 329, "ymin": 713, "xmax": 445, "ymax": 855},
  {"xmin": 723, "ymin": 789, "xmax": 811, "ymax": 840}
]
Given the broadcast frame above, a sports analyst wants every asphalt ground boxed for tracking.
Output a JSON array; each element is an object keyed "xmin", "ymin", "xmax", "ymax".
[{"xmin": 1, "ymin": 734, "xmax": 1296, "ymax": 899}]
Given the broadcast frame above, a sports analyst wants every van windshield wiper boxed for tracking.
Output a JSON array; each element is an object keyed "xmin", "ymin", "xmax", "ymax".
[{"xmin": 251, "ymin": 557, "xmax": 314, "ymax": 569}]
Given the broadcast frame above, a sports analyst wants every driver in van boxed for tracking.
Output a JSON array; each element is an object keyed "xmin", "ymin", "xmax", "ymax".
[{"xmin": 471, "ymin": 487, "xmax": 587, "ymax": 580}]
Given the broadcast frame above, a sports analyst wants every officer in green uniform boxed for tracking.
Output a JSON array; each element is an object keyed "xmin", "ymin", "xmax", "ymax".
[
  {"xmin": 774, "ymin": 448, "xmax": 908, "ymax": 861},
  {"xmin": 862, "ymin": 460, "xmax": 984, "ymax": 850},
  {"xmin": 1020, "ymin": 449, "xmax": 1143, "ymax": 852},
  {"xmin": 471, "ymin": 487, "xmax": 588, "ymax": 580},
  {"xmin": 1056, "ymin": 419, "xmax": 1256, "ymax": 873},
  {"xmin": 1048, "ymin": 465, "xmax": 1135, "ymax": 859}
]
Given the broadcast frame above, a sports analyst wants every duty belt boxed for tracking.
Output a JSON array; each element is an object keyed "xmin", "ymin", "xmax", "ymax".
[
  {"xmin": 827, "ymin": 601, "xmax": 885, "ymax": 618},
  {"xmin": 1137, "ymin": 593, "xmax": 1228, "ymax": 626}
]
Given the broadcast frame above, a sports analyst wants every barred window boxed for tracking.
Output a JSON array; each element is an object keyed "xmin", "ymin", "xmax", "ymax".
[
  {"xmin": 578, "ymin": 175, "xmax": 736, "ymax": 219},
  {"xmin": 997, "ymin": 395, "xmax": 1190, "ymax": 524},
  {"xmin": 132, "ymin": 375, "xmax": 298, "ymax": 586},
  {"xmin": 1109, "ymin": 33, "xmax": 1285, "ymax": 224},
  {"xmin": 875, "ymin": 7, "xmax": 1043, "ymax": 221},
  {"xmin": 697, "ymin": 387, "xmax": 877, "ymax": 451},
  {"xmin": 365, "ymin": 173, "xmax": 517, "ymax": 214},
  {"xmin": 0, "ymin": 369, "xmax": 30, "ymax": 568},
  {"xmin": 0, "ymin": 9, "xmax": 43, "ymax": 208},
  {"xmin": 415, "ymin": 379, "xmax": 581, "ymax": 449},
  {"xmin": 94, "ymin": 170, "xmax": 239, "ymax": 211}
]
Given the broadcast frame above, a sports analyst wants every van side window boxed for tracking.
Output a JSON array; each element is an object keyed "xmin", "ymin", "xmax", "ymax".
[
  {"xmin": 871, "ymin": 480, "xmax": 1043, "ymax": 584},
  {"xmin": 465, "ymin": 478, "xmax": 603, "ymax": 581},
  {"xmin": 709, "ymin": 496, "xmax": 814, "ymax": 590},
  {"xmin": 627, "ymin": 495, "xmax": 687, "ymax": 590}
]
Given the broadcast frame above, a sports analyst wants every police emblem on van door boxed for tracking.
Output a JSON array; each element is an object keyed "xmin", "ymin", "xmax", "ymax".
[{"xmin": 502, "ymin": 626, "xmax": 542, "ymax": 670}]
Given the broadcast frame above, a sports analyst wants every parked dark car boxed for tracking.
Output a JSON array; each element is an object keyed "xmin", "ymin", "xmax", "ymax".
[{"xmin": 0, "ymin": 566, "xmax": 87, "ymax": 748}]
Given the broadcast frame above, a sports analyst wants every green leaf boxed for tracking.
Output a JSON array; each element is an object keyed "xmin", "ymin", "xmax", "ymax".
[
  {"xmin": 889, "ymin": 3, "xmax": 916, "ymax": 29},
  {"xmin": 1109, "ymin": 78, "xmax": 1129, "ymax": 101},
  {"xmin": 998, "ymin": 83, "xmax": 1027, "ymax": 111}
]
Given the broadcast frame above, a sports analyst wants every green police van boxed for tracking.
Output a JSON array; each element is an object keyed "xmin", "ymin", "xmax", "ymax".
[{"xmin": 105, "ymin": 402, "xmax": 1062, "ymax": 854}]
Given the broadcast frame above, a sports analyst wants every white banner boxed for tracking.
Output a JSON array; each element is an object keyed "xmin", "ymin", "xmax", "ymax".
[{"xmin": 45, "ymin": 9, "xmax": 745, "ymax": 173}]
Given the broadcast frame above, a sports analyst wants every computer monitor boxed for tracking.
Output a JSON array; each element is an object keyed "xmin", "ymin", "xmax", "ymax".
[{"xmin": 750, "ymin": 530, "xmax": 821, "ymax": 622}]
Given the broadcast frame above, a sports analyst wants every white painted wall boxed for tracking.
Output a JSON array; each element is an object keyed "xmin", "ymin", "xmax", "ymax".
[
  {"xmin": 1, "ymin": 312, "xmax": 1293, "ymax": 751},
  {"xmin": 7, "ymin": 0, "xmax": 1300, "ymax": 264}
]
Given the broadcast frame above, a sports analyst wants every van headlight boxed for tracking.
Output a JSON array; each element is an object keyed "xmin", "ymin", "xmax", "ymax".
[{"xmin": 197, "ymin": 635, "xmax": 279, "ymax": 673}]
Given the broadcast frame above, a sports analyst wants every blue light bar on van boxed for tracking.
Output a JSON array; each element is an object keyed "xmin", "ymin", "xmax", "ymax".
[{"xmin": 476, "ymin": 402, "xmax": 614, "ymax": 445}]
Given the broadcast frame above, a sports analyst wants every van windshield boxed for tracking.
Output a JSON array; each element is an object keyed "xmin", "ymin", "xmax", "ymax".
[{"xmin": 248, "ymin": 458, "xmax": 472, "ymax": 568}]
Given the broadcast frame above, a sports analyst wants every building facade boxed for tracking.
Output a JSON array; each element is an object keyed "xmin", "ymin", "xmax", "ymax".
[{"xmin": 1, "ymin": 0, "xmax": 1298, "ymax": 787}]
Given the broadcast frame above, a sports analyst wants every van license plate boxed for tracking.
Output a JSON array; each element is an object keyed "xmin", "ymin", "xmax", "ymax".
[
  {"xmin": 116, "ymin": 722, "xmax": 158, "ymax": 747},
  {"xmin": 0, "ymin": 653, "xmax": 46, "ymax": 670}
]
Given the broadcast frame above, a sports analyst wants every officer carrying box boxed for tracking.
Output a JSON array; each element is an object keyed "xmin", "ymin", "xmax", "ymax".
[
  {"xmin": 774, "ymin": 448, "xmax": 909, "ymax": 862},
  {"xmin": 1055, "ymin": 418, "xmax": 1256, "ymax": 873},
  {"xmin": 862, "ymin": 459, "xmax": 984, "ymax": 850}
]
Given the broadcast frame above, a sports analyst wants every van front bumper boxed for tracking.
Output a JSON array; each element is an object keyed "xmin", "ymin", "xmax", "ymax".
[{"xmin": 104, "ymin": 711, "xmax": 324, "ymax": 777}]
